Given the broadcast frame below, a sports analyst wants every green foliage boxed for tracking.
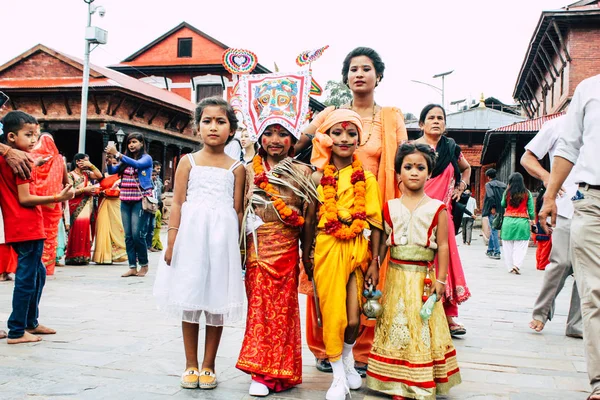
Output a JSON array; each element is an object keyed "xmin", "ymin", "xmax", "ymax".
[{"xmin": 323, "ymin": 80, "xmax": 352, "ymax": 108}]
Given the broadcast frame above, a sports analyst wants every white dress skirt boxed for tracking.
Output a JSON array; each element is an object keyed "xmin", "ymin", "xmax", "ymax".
[{"xmin": 153, "ymin": 156, "xmax": 245, "ymax": 326}]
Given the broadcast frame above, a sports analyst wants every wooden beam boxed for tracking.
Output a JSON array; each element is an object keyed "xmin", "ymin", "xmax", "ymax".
[
  {"xmin": 533, "ymin": 60, "xmax": 551, "ymax": 88},
  {"xmin": 545, "ymin": 29, "xmax": 567, "ymax": 67},
  {"xmin": 148, "ymin": 108, "xmax": 160, "ymax": 125},
  {"xmin": 106, "ymin": 94, "xmax": 113, "ymax": 114},
  {"xmin": 91, "ymin": 93, "xmax": 101, "ymax": 114},
  {"xmin": 540, "ymin": 44, "xmax": 560, "ymax": 77},
  {"xmin": 39, "ymin": 95, "xmax": 47, "ymax": 115},
  {"xmin": 179, "ymin": 117, "xmax": 190, "ymax": 133},
  {"xmin": 110, "ymin": 97, "xmax": 125, "ymax": 116},
  {"xmin": 129, "ymin": 102, "xmax": 143, "ymax": 120},
  {"xmin": 165, "ymin": 113, "xmax": 178, "ymax": 129},
  {"xmin": 519, "ymin": 90, "xmax": 535, "ymax": 118},
  {"xmin": 552, "ymin": 20, "xmax": 571, "ymax": 61},
  {"xmin": 525, "ymin": 81, "xmax": 540, "ymax": 108},
  {"xmin": 63, "ymin": 94, "xmax": 72, "ymax": 115},
  {"xmin": 537, "ymin": 52, "xmax": 556, "ymax": 81},
  {"xmin": 529, "ymin": 67, "xmax": 544, "ymax": 90}
]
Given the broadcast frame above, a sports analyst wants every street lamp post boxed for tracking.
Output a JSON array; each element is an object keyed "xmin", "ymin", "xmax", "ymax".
[
  {"xmin": 432, "ymin": 70, "xmax": 453, "ymax": 109},
  {"xmin": 116, "ymin": 128, "xmax": 126, "ymax": 152},
  {"xmin": 78, "ymin": 0, "xmax": 107, "ymax": 153}
]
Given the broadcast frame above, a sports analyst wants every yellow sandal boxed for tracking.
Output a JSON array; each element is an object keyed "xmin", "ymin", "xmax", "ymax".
[
  {"xmin": 180, "ymin": 367, "xmax": 200, "ymax": 389},
  {"xmin": 199, "ymin": 368, "xmax": 217, "ymax": 389}
]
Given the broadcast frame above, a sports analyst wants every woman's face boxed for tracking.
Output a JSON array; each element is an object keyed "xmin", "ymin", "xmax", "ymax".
[
  {"xmin": 260, "ymin": 124, "xmax": 292, "ymax": 158},
  {"xmin": 128, "ymin": 138, "xmax": 144, "ymax": 153},
  {"xmin": 419, "ymin": 107, "xmax": 446, "ymax": 136},
  {"xmin": 328, "ymin": 122, "xmax": 359, "ymax": 158},
  {"xmin": 347, "ymin": 55, "xmax": 378, "ymax": 94},
  {"xmin": 240, "ymin": 129, "xmax": 252, "ymax": 149},
  {"xmin": 399, "ymin": 152, "xmax": 430, "ymax": 191},
  {"xmin": 199, "ymin": 106, "xmax": 232, "ymax": 146}
]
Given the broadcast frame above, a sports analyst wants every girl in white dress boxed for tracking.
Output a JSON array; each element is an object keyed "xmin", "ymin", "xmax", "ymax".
[{"xmin": 153, "ymin": 97, "xmax": 246, "ymax": 390}]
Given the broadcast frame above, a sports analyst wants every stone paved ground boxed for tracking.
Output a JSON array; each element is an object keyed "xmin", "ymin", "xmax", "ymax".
[{"xmin": 0, "ymin": 230, "xmax": 590, "ymax": 399}]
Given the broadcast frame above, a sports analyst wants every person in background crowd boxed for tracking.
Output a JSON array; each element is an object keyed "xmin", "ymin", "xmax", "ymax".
[
  {"xmin": 65, "ymin": 153, "xmax": 102, "ymax": 265},
  {"xmin": 521, "ymin": 115, "xmax": 582, "ymax": 337},
  {"xmin": 415, "ymin": 104, "xmax": 471, "ymax": 338},
  {"xmin": 532, "ymin": 187, "xmax": 552, "ymax": 271},
  {"xmin": 482, "ymin": 168, "xmax": 506, "ymax": 260},
  {"xmin": 539, "ymin": 74, "xmax": 600, "ymax": 400},
  {"xmin": 31, "ymin": 133, "xmax": 69, "ymax": 275},
  {"xmin": 92, "ymin": 155, "xmax": 127, "ymax": 264},
  {"xmin": 461, "ymin": 188, "xmax": 477, "ymax": 245},
  {"xmin": 105, "ymin": 132, "xmax": 154, "ymax": 278},
  {"xmin": 500, "ymin": 172, "xmax": 535, "ymax": 275},
  {"xmin": 240, "ymin": 126, "xmax": 257, "ymax": 165},
  {"xmin": 147, "ymin": 161, "xmax": 163, "ymax": 252}
]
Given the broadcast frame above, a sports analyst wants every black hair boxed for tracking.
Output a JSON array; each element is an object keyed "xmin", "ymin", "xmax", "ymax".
[
  {"xmin": 153, "ymin": 161, "xmax": 162, "ymax": 168},
  {"xmin": 418, "ymin": 104, "xmax": 447, "ymax": 125},
  {"xmin": 341, "ymin": 47, "xmax": 385, "ymax": 86},
  {"xmin": 485, "ymin": 168, "xmax": 497, "ymax": 179},
  {"xmin": 507, "ymin": 172, "xmax": 527, "ymax": 208},
  {"xmin": 257, "ymin": 124, "xmax": 298, "ymax": 157},
  {"xmin": 394, "ymin": 142, "xmax": 437, "ymax": 174},
  {"xmin": 194, "ymin": 96, "xmax": 238, "ymax": 144},
  {"xmin": 71, "ymin": 153, "xmax": 88, "ymax": 171},
  {"xmin": 1, "ymin": 111, "xmax": 38, "ymax": 143},
  {"xmin": 117, "ymin": 132, "xmax": 147, "ymax": 175}
]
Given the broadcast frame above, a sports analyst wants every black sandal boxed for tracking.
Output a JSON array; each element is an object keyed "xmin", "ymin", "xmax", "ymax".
[{"xmin": 315, "ymin": 358, "xmax": 332, "ymax": 373}]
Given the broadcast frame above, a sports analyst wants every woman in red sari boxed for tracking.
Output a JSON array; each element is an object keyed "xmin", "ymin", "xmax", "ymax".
[
  {"xmin": 65, "ymin": 153, "xmax": 102, "ymax": 265},
  {"xmin": 415, "ymin": 104, "xmax": 472, "ymax": 336},
  {"xmin": 30, "ymin": 133, "xmax": 68, "ymax": 276}
]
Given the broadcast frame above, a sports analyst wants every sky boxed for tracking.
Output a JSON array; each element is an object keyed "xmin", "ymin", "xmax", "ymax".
[{"xmin": 0, "ymin": 0, "xmax": 569, "ymax": 116}]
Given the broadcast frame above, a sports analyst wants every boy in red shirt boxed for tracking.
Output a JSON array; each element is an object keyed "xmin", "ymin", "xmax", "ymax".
[{"xmin": 0, "ymin": 111, "xmax": 74, "ymax": 344}]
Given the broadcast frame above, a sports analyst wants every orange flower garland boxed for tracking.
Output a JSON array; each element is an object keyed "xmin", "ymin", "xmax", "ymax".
[
  {"xmin": 252, "ymin": 155, "xmax": 305, "ymax": 227},
  {"xmin": 319, "ymin": 155, "xmax": 369, "ymax": 240}
]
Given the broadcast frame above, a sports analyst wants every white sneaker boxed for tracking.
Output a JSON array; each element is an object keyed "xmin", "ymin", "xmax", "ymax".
[
  {"xmin": 249, "ymin": 380, "xmax": 269, "ymax": 397},
  {"xmin": 342, "ymin": 355, "xmax": 362, "ymax": 390},
  {"xmin": 326, "ymin": 376, "xmax": 349, "ymax": 400}
]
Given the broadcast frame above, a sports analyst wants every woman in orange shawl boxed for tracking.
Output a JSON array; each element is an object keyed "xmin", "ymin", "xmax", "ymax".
[
  {"xmin": 30, "ymin": 133, "xmax": 68, "ymax": 276},
  {"xmin": 300, "ymin": 47, "xmax": 408, "ymax": 373},
  {"xmin": 92, "ymin": 156, "xmax": 127, "ymax": 264}
]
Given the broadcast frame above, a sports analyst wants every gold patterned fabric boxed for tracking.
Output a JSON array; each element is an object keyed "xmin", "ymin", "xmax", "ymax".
[{"xmin": 367, "ymin": 198, "xmax": 461, "ymax": 399}]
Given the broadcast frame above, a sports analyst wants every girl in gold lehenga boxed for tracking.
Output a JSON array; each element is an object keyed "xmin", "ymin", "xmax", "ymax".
[
  {"xmin": 367, "ymin": 143, "xmax": 460, "ymax": 400},
  {"xmin": 92, "ymin": 156, "xmax": 127, "ymax": 264}
]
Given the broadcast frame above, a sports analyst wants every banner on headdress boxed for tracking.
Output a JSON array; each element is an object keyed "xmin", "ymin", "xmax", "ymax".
[{"xmin": 239, "ymin": 70, "xmax": 311, "ymax": 141}]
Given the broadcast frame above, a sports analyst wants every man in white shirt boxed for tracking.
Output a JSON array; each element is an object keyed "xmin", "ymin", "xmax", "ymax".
[
  {"xmin": 540, "ymin": 74, "xmax": 600, "ymax": 400},
  {"xmin": 461, "ymin": 189, "xmax": 477, "ymax": 245},
  {"xmin": 521, "ymin": 116, "xmax": 582, "ymax": 338}
]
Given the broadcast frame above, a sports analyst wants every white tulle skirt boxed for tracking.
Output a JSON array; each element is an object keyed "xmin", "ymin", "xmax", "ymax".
[{"xmin": 153, "ymin": 201, "xmax": 245, "ymax": 326}]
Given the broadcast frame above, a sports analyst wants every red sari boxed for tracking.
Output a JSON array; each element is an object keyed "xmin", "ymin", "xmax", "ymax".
[
  {"xmin": 31, "ymin": 134, "xmax": 65, "ymax": 275},
  {"xmin": 236, "ymin": 222, "xmax": 303, "ymax": 391},
  {"xmin": 0, "ymin": 244, "xmax": 17, "ymax": 275},
  {"xmin": 65, "ymin": 171, "xmax": 93, "ymax": 265},
  {"xmin": 424, "ymin": 163, "xmax": 471, "ymax": 315}
]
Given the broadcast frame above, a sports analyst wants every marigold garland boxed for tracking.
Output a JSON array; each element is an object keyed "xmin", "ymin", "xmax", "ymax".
[
  {"xmin": 252, "ymin": 155, "xmax": 304, "ymax": 227},
  {"xmin": 319, "ymin": 155, "xmax": 369, "ymax": 240}
]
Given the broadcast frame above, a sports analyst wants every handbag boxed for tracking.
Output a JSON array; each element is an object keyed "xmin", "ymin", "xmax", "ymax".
[
  {"xmin": 142, "ymin": 195, "xmax": 159, "ymax": 214},
  {"xmin": 491, "ymin": 213, "xmax": 503, "ymax": 230}
]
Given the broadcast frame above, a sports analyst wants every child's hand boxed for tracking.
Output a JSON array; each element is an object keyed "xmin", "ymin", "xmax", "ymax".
[
  {"xmin": 164, "ymin": 247, "xmax": 173, "ymax": 266},
  {"xmin": 364, "ymin": 259, "xmax": 379, "ymax": 289},
  {"xmin": 58, "ymin": 184, "xmax": 74, "ymax": 202},
  {"xmin": 303, "ymin": 258, "xmax": 313, "ymax": 281},
  {"xmin": 430, "ymin": 281, "xmax": 446, "ymax": 302}
]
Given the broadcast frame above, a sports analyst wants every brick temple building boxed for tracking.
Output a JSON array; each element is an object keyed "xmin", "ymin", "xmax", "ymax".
[{"xmin": 483, "ymin": 0, "xmax": 600, "ymax": 186}]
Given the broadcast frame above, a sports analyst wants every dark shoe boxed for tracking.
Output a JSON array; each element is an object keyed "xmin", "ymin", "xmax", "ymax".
[
  {"xmin": 566, "ymin": 332, "xmax": 583, "ymax": 339},
  {"xmin": 354, "ymin": 363, "xmax": 367, "ymax": 378},
  {"xmin": 449, "ymin": 322, "xmax": 467, "ymax": 337},
  {"xmin": 492, "ymin": 253, "xmax": 501, "ymax": 260},
  {"xmin": 315, "ymin": 358, "xmax": 332, "ymax": 373}
]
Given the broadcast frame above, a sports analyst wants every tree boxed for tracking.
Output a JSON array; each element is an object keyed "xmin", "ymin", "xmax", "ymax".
[
  {"xmin": 323, "ymin": 80, "xmax": 352, "ymax": 108},
  {"xmin": 404, "ymin": 112, "xmax": 417, "ymax": 123}
]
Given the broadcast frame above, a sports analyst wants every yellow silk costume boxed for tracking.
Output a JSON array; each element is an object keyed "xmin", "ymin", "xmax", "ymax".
[{"xmin": 313, "ymin": 165, "xmax": 382, "ymax": 362}]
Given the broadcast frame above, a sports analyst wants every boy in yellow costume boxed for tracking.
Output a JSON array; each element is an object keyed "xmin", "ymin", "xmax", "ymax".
[{"xmin": 303, "ymin": 109, "xmax": 383, "ymax": 400}]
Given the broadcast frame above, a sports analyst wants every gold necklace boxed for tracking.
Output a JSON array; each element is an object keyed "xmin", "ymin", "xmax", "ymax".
[{"xmin": 351, "ymin": 101, "xmax": 377, "ymax": 147}]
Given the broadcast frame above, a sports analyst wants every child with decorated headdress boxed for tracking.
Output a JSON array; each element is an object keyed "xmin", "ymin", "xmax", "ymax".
[
  {"xmin": 235, "ymin": 71, "xmax": 319, "ymax": 397},
  {"xmin": 303, "ymin": 108, "xmax": 383, "ymax": 400},
  {"xmin": 366, "ymin": 142, "xmax": 461, "ymax": 400}
]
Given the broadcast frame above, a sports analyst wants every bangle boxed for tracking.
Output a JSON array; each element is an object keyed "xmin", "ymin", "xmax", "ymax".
[
  {"xmin": 167, "ymin": 227, "xmax": 179, "ymax": 232},
  {"xmin": 53, "ymin": 194, "xmax": 58, "ymax": 202},
  {"xmin": 437, "ymin": 278, "xmax": 447, "ymax": 285},
  {"xmin": 1, "ymin": 146, "xmax": 10, "ymax": 157},
  {"xmin": 460, "ymin": 180, "xmax": 467, "ymax": 189},
  {"xmin": 116, "ymin": 152, "xmax": 122, "ymax": 159},
  {"xmin": 90, "ymin": 165, "xmax": 98, "ymax": 171}
]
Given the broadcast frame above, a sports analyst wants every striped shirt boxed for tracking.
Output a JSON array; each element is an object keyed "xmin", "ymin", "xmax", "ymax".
[{"xmin": 120, "ymin": 166, "xmax": 152, "ymax": 202}]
